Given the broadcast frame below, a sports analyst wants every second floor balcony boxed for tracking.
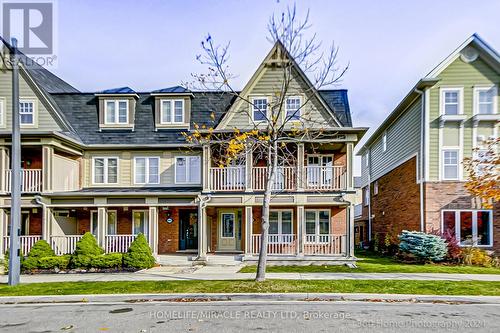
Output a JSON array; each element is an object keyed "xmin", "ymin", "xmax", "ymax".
[
  {"xmin": 208, "ymin": 164, "xmax": 347, "ymax": 192},
  {"xmin": 3, "ymin": 169, "xmax": 43, "ymax": 193}
]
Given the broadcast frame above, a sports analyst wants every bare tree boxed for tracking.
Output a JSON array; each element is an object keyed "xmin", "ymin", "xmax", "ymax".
[{"xmin": 185, "ymin": 4, "xmax": 347, "ymax": 281}]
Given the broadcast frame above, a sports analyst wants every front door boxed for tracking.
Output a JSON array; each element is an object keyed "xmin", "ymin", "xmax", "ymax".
[
  {"xmin": 179, "ymin": 210, "xmax": 198, "ymax": 250},
  {"xmin": 218, "ymin": 210, "xmax": 239, "ymax": 251}
]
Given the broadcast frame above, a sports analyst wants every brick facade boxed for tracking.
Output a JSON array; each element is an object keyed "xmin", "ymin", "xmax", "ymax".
[
  {"xmin": 28, "ymin": 209, "xmax": 42, "ymax": 235},
  {"xmin": 370, "ymin": 157, "xmax": 421, "ymax": 240},
  {"xmin": 158, "ymin": 207, "xmax": 181, "ymax": 254}
]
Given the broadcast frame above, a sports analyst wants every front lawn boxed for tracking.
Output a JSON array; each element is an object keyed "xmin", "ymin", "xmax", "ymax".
[
  {"xmin": 239, "ymin": 253, "xmax": 500, "ymax": 274},
  {"xmin": 1, "ymin": 280, "xmax": 499, "ymax": 296}
]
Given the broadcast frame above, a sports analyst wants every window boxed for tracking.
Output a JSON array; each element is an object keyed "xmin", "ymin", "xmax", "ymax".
[
  {"xmin": 476, "ymin": 149, "xmax": 489, "ymax": 176},
  {"xmin": 132, "ymin": 211, "xmax": 148, "ymax": 236},
  {"xmin": 285, "ymin": 97, "xmax": 301, "ymax": 121},
  {"xmin": 269, "ymin": 210, "xmax": 293, "ymax": 242},
  {"xmin": 19, "ymin": 101, "xmax": 35, "ymax": 125},
  {"xmin": 175, "ymin": 156, "xmax": 201, "ymax": 184},
  {"xmin": 305, "ymin": 210, "xmax": 330, "ymax": 242},
  {"xmin": 441, "ymin": 89, "xmax": 462, "ymax": 115},
  {"xmin": 221, "ymin": 213, "xmax": 235, "ymax": 238},
  {"xmin": 252, "ymin": 97, "xmax": 268, "ymax": 121},
  {"xmin": 373, "ymin": 181, "xmax": 379, "ymax": 195},
  {"xmin": 475, "ymin": 86, "xmax": 497, "ymax": 115},
  {"xmin": 382, "ymin": 132, "xmax": 387, "ymax": 152},
  {"xmin": 160, "ymin": 99, "xmax": 184, "ymax": 124},
  {"xmin": 105, "ymin": 100, "xmax": 128, "ymax": 124},
  {"xmin": 134, "ymin": 157, "xmax": 160, "ymax": 184},
  {"xmin": 442, "ymin": 210, "xmax": 493, "ymax": 246},
  {"xmin": 93, "ymin": 157, "xmax": 118, "ymax": 184},
  {"xmin": 442, "ymin": 149, "xmax": 459, "ymax": 180},
  {"xmin": 363, "ymin": 187, "xmax": 369, "ymax": 206},
  {"xmin": 107, "ymin": 211, "xmax": 117, "ymax": 235}
]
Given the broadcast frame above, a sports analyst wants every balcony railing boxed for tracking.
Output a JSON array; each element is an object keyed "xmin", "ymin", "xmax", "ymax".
[
  {"xmin": 2, "ymin": 235, "xmax": 41, "ymax": 255},
  {"xmin": 50, "ymin": 235, "xmax": 83, "ymax": 255},
  {"xmin": 209, "ymin": 166, "xmax": 346, "ymax": 192},
  {"xmin": 105, "ymin": 234, "xmax": 136, "ymax": 253},
  {"xmin": 4, "ymin": 169, "xmax": 42, "ymax": 193}
]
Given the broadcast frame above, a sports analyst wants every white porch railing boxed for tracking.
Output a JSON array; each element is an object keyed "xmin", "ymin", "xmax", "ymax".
[
  {"xmin": 304, "ymin": 234, "xmax": 346, "ymax": 255},
  {"xmin": 50, "ymin": 235, "xmax": 83, "ymax": 255},
  {"xmin": 105, "ymin": 234, "xmax": 136, "ymax": 253},
  {"xmin": 210, "ymin": 166, "xmax": 246, "ymax": 191},
  {"xmin": 4, "ymin": 169, "xmax": 43, "ymax": 193},
  {"xmin": 2, "ymin": 235, "xmax": 41, "ymax": 255},
  {"xmin": 252, "ymin": 166, "xmax": 296, "ymax": 191},
  {"xmin": 304, "ymin": 166, "xmax": 346, "ymax": 191},
  {"xmin": 250, "ymin": 234, "xmax": 297, "ymax": 255}
]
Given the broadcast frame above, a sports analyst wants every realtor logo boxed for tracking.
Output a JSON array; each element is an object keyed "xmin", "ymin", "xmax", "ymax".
[{"xmin": 1, "ymin": 0, "xmax": 57, "ymax": 67}]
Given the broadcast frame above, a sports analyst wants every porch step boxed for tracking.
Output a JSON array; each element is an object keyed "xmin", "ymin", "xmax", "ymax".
[
  {"xmin": 156, "ymin": 254, "xmax": 194, "ymax": 267},
  {"xmin": 206, "ymin": 254, "xmax": 243, "ymax": 266}
]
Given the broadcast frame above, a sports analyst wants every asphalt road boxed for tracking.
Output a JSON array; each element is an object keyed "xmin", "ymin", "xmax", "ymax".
[{"xmin": 0, "ymin": 300, "xmax": 499, "ymax": 332}]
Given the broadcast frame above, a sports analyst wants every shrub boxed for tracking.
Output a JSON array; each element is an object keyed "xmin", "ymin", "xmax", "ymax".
[
  {"xmin": 461, "ymin": 247, "xmax": 493, "ymax": 267},
  {"xmin": 441, "ymin": 230, "xmax": 462, "ymax": 262},
  {"xmin": 71, "ymin": 232, "xmax": 104, "ymax": 268},
  {"xmin": 27, "ymin": 240, "xmax": 55, "ymax": 258},
  {"xmin": 37, "ymin": 255, "xmax": 71, "ymax": 270},
  {"xmin": 123, "ymin": 233, "xmax": 155, "ymax": 269},
  {"xmin": 4, "ymin": 249, "xmax": 25, "ymax": 274},
  {"xmin": 91, "ymin": 253, "xmax": 123, "ymax": 269},
  {"xmin": 398, "ymin": 230, "xmax": 447, "ymax": 262}
]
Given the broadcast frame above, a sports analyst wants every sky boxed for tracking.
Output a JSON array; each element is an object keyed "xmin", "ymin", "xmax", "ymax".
[{"xmin": 37, "ymin": 0, "xmax": 500, "ymax": 174}]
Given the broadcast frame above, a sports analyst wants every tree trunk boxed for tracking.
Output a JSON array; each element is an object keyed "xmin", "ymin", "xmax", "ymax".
[{"xmin": 256, "ymin": 141, "xmax": 278, "ymax": 281}]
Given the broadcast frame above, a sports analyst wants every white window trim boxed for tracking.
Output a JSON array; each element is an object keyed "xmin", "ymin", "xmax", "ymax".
[
  {"xmin": 439, "ymin": 87, "xmax": 464, "ymax": 116},
  {"xmin": 269, "ymin": 209, "xmax": 294, "ymax": 243},
  {"xmin": 174, "ymin": 155, "xmax": 201, "ymax": 185},
  {"xmin": 251, "ymin": 96, "xmax": 269, "ymax": 122},
  {"xmin": 159, "ymin": 99, "xmax": 185, "ymax": 124},
  {"xmin": 441, "ymin": 148, "xmax": 460, "ymax": 181},
  {"xmin": 441, "ymin": 210, "xmax": 493, "ymax": 247},
  {"xmin": 106, "ymin": 210, "xmax": 118, "ymax": 235},
  {"xmin": 220, "ymin": 212, "xmax": 235, "ymax": 238},
  {"xmin": 305, "ymin": 209, "xmax": 331, "ymax": 242},
  {"xmin": 104, "ymin": 99, "xmax": 129, "ymax": 125},
  {"xmin": 132, "ymin": 209, "xmax": 149, "ymax": 236},
  {"xmin": 92, "ymin": 156, "xmax": 119, "ymax": 185},
  {"xmin": 285, "ymin": 96, "xmax": 302, "ymax": 121},
  {"xmin": 19, "ymin": 98, "xmax": 37, "ymax": 127},
  {"xmin": 133, "ymin": 156, "xmax": 160, "ymax": 185},
  {"xmin": 90, "ymin": 210, "xmax": 98, "ymax": 236},
  {"xmin": 382, "ymin": 131, "xmax": 387, "ymax": 152},
  {"xmin": 0, "ymin": 97, "xmax": 5, "ymax": 128},
  {"xmin": 473, "ymin": 85, "xmax": 498, "ymax": 115}
]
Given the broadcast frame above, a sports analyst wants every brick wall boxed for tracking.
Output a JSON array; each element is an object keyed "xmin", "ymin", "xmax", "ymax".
[
  {"xmin": 158, "ymin": 207, "xmax": 180, "ymax": 254},
  {"xmin": 77, "ymin": 209, "xmax": 90, "ymax": 234},
  {"xmin": 370, "ymin": 157, "xmax": 421, "ymax": 240},
  {"xmin": 28, "ymin": 209, "xmax": 42, "ymax": 235}
]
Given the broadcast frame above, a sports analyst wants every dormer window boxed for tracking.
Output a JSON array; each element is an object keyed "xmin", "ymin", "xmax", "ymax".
[
  {"xmin": 160, "ymin": 99, "xmax": 184, "ymax": 124},
  {"xmin": 105, "ymin": 100, "xmax": 128, "ymax": 124}
]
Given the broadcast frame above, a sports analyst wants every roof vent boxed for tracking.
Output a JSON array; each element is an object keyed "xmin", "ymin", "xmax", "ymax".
[{"xmin": 460, "ymin": 46, "xmax": 479, "ymax": 63}]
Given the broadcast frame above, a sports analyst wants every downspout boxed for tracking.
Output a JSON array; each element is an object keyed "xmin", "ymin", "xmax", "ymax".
[
  {"xmin": 34, "ymin": 195, "xmax": 49, "ymax": 241},
  {"xmin": 367, "ymin": 147, "xmax": 372, "ymax": 241},
  {"xmin": 414, "ymin": 88, "xmax": 425, "ymax": 232}
]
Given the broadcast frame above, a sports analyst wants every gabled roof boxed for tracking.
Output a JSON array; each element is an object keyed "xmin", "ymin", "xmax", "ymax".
[
  {"xmin": 217, "ymin": 41, "xmax": 344, "ymax": 128},
  {"xmin": 152, "ymin": 86, "xmax": 190, "ymax": 94},
  {"xmin": 99, "ymin": 86, "xmax": 136, "ymax": 94}
]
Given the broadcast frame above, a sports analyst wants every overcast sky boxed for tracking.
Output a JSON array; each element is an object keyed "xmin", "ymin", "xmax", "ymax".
[{"xmin": 48, "ymin": 0, "xmax": 500, "ymax": 174}]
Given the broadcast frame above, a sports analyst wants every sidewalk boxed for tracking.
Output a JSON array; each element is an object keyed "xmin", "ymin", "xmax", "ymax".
[{"xmin": 1, "ymin": 265, "xmax": 500, "ymax": 284}]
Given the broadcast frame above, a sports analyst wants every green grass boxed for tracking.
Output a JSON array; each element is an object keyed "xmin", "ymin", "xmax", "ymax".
[
  {"xmin": 0, "ymin": 280, "xmax": 499, "ymax": 296},
  {"xmin": 239, "ymin": 253, "xmax": 500, "ymax": 274}
]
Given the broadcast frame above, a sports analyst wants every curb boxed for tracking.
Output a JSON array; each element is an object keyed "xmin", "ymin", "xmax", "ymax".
[{"xmin": 0, "ymin": 293, "xmax": 499, "ymax": 305}]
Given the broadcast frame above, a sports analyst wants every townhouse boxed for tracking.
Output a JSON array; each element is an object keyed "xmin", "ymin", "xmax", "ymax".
[
  {"xmin": 0, "ymin": 39, "xmax": 366, "ymax": 265},
  {"xmin": 357, "ymin": 34, "xmax": 499, "ymax": 252}
]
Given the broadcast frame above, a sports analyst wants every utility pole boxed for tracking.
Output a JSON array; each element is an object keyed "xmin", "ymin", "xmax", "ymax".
[{"xmin": 8, "ymin": 38, "xmax": 21, "ymax": 286}]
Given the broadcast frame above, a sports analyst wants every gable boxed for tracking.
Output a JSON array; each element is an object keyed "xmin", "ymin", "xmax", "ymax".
[{"xmin": 0, "ymin": 69, "xmax": 65, "ymax": 131}]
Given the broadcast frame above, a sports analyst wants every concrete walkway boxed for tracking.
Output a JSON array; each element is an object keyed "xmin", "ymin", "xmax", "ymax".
[{"xmin": 1, "ymin": 265, "xmax": 500, "ymax": 284}]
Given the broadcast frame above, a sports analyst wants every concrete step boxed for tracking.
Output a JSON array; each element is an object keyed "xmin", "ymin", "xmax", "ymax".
[
  {"xmin": 206, "ymin": 254, "xmax": 243, "ymax": 266},
  {"xmin": 156, "ymin": 255, "xmax": 194, "ymax": 267}
]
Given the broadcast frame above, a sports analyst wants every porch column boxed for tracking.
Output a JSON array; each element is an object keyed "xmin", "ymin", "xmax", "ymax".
[
  {"xmin": 42, "ymin": 145, "xmax": 54, "ymax": 193},
  {"xmin": 195, "ymin": 203, "xmax": 208, "ymax": 262},
  {"xmin": 148, "ymin": 206, "xmax": 158, "ymax": 255},
  {"xmin": 297, "ymin": 205, "xmax": 305, "ymax": 256},
  {"xmin": 296, "ymin": 143, "xmax": 304, "ymax": 191},
  {"xmin": 0, "ymin": 208, "xmax": 6, "ymax": 257},
  {"xmin": 245, "ymin": 145, "xmax": 253, "ymax": 192},
  {"xmin": 97, "ymin": 207, "xmax": 107, "ymax": 248},
  {"xmin": 346, "ymin": 203, "xmax": 354, "ymax": 258},
  {"xmin": 244, "ymin": 206, "xmax": 253, "ymax": 256},
  {"xmin": 0, "ymin": 147, "xmax": 9, "ymax": 192},
  {"xmin": 346, "ymin": 142, "xmax": 354, "ymax": 190},
  {"xmin": 202, "ymin": 144, "xmax": 211, "ymax": 192}
]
